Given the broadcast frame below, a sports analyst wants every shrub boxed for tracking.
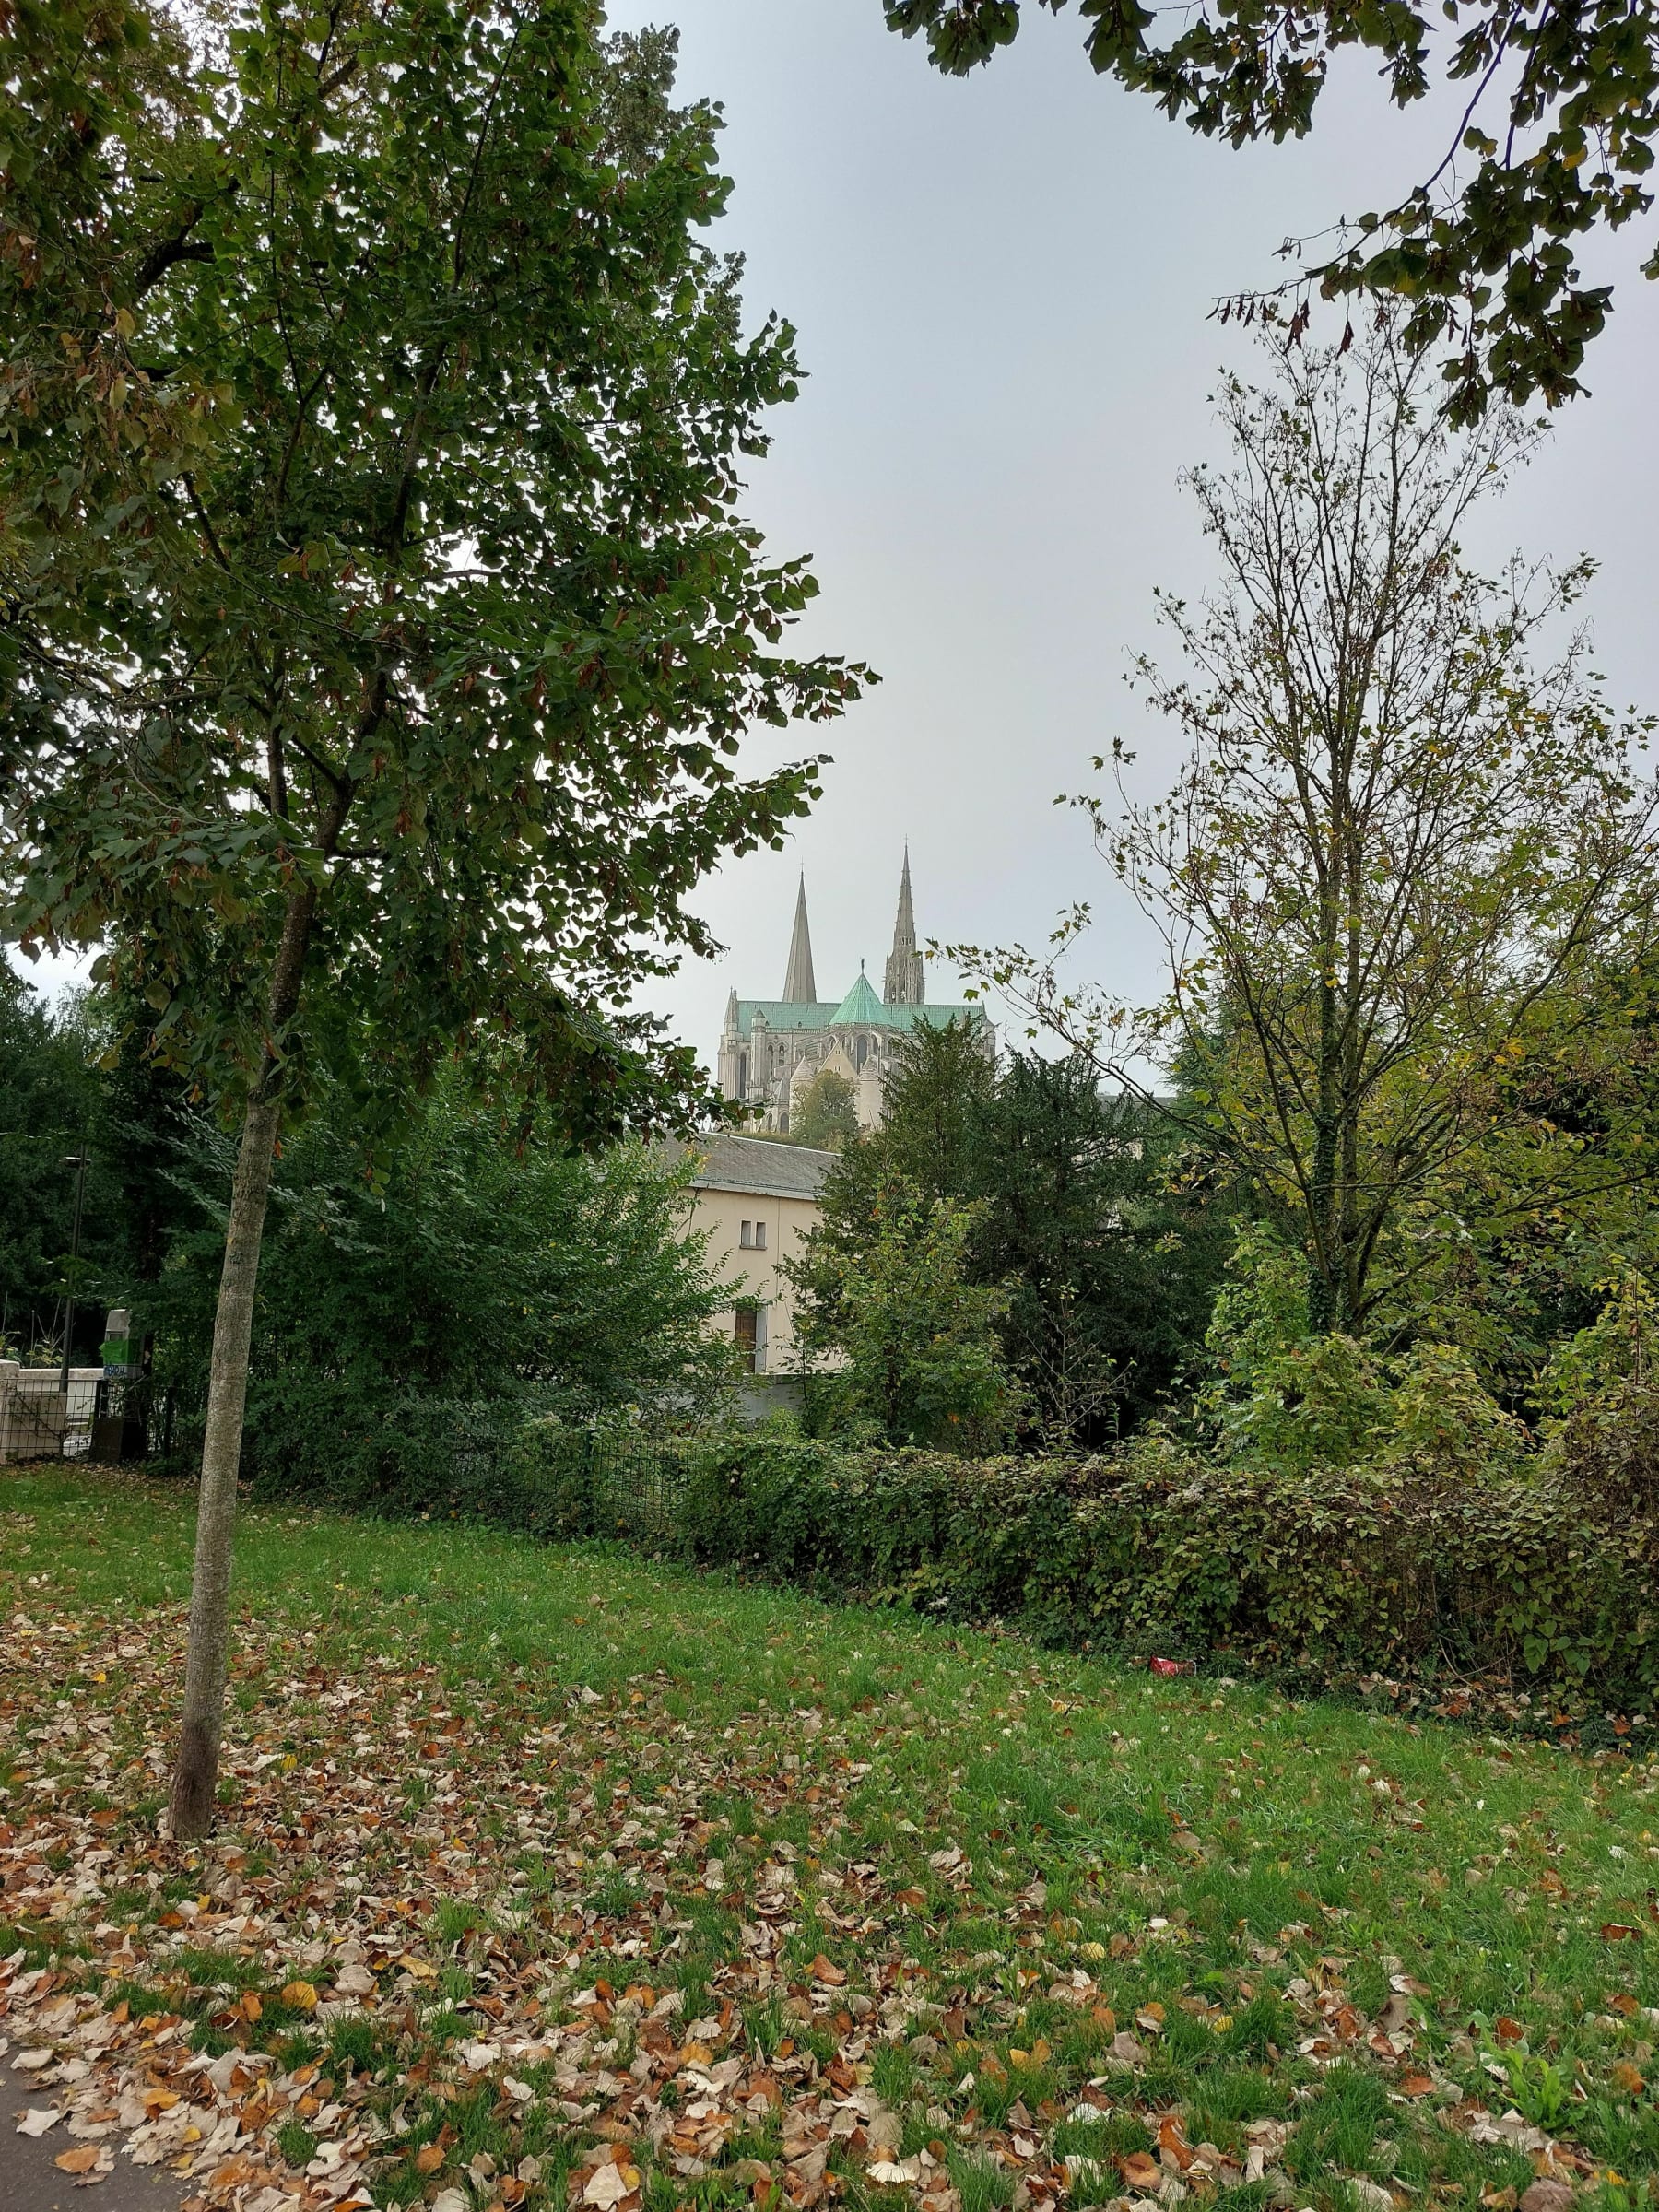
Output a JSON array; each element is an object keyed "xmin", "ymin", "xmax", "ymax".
[
  {"xmin": 250, "ymin": 1413, "xmax": 1659, "ymax": 1704},
  {"xmin": 1202, "ymin": 1228, "xmax": 1531, "ymax": 1477},
  {"xmin": 1546, "ymin": 1376, "xmax": 1659, "ymax": 1526}
]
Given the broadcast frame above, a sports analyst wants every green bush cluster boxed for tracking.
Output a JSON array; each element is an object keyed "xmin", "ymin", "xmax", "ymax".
[{"xmin": 253, "ymin": 1411, "xmax": 1659, "ymax": 1704}]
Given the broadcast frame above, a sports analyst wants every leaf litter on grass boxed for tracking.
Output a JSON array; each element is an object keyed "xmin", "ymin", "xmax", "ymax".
[{"xmin": 4, "ymin": 1512, "xmax": 1659, "ymax": 2212}]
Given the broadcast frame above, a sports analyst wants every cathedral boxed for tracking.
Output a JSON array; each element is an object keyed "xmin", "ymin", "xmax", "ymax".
[{"xmin": 716, "ymin": 854, "xmax": 994, "ymax": 1133}]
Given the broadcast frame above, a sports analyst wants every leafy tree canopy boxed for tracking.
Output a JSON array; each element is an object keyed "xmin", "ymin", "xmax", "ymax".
[
  {"xmin": 803, "ymin": 1022, "xmax": 1227, "ymax": 1443},
  {"xmin": 883, "ymin": 0, "xmax": 1659, "ymax": 421},
  {"xmin": 788, "ymin": 1177, "xmax": 1021, "ymax": 1453},
  {"xmin": 786, "ymin": 1067, "xmax": 861, "ymax": 1151},
  {"xmin": 148, "ymin": 1065, "xmax": 740, "ymax": 1440},
  {"xmin": 949, "ymin": 330, "xmax": 1658, "ymax": 1340},
  {"xmin": 1, "ymin": 0, "xmax": 865, "ymax": 1836},
  {"xmin": 3, "ymin": 0, "xmax": 863, "ymax": 1137},
  {"xmin": 0, "ymin": 968, "xmax": 105, "ymax": 1356}
]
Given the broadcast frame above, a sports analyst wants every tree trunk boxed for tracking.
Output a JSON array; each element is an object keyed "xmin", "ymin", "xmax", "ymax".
[
  {"xmin": 167, "ymin": 1090, "xmax": 281, "ymax": 1838},
  {"xmin": 165, "ymin": 776, "xmax": 347, "ymax": 1838}
]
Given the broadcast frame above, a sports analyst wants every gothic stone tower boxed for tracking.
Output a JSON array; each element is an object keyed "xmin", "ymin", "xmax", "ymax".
[{"xmin": 883, "ymin": 847, "xmax": 924, "ymax": 1007}]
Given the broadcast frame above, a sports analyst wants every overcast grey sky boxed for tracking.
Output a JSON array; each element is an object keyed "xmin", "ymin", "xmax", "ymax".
[
  {"xmin": 14, "ymin": 4, "xmax": 1657, "ymax": 1079},
  {"xmin": 606, "ymin": 1, "xmax": 1659, "ymax": 1072}
]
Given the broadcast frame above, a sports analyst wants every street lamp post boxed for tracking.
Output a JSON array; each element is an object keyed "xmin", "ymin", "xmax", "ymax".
[{"xmin": 58, "ymin": 1145, "xmax": 89, "ymax": 1401}]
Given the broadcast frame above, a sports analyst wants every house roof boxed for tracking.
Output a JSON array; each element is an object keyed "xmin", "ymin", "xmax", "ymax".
[{"xmin": 682, "ymin": 1133, "xmax": 837, "ymax": 1201}]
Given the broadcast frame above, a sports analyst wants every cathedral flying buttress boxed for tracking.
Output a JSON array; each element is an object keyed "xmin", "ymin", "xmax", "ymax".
[{"xmin": 716, "ymin": 853, "xmax": 994, "ymax": 1134}]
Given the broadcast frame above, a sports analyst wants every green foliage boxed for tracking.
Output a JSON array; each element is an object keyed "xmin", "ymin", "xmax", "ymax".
[
  {"xmin": 805, "ymin": 1026, "xmax": 1226, "ymax": 1445},
  {"xmin": 3, "ymin": 1, "xmax": 864, "ymax": 1139},
  {"xmin": 788, "ymin": 1178, "xmax": 1020, "ymax": 1452},
  {"xmin": 785, "ymin": 1067, "xmax": 860, "ymax": 1151},
  {"xmin": 0, "ymin": 969, "xmax": 105, "ymax": 1354},
  {"xmin": 145, "ymin": 1068, "xmax": 738, "ymax": 1465},
  {"xmin": 953, "ymin": 334, "xmax": 1657, "ymax": 1342},
  {"xmin": 0, "ymin": 969, "xmax": 192, "ymax": 1358},
  {"xmin": 252, "ymin": 1416, "xmax": 1659, "ymax": 1704},
  {"xmin": 971, "ymin": 1053, "xmax": 1224, "ymax": 1441},
  {"xmin": 882, "ymin": 0, "xmax": 1659, "ymax": 423},
  {"xmin": 1202, "ymin": 1226, "xmax": 1531, "ymax": 1478},
  {"xmin": 1538, "ymin": 1267, "xmax": 1659, "ymax": 1421}
]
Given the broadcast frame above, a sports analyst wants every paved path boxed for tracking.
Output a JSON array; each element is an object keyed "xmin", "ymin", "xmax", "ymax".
[{"xmin": 0, "ymin": 2054, "xmax": 182, "ymax": 2212}]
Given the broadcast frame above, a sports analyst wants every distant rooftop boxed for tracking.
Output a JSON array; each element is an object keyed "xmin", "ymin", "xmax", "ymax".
[
  {"xmin": 732, "ymin": 989, "xmax": 985, "ymax": 1037},
  {"xmin": 681, "ymin": 1132, "xmax": 837, "ymax": 1201}
]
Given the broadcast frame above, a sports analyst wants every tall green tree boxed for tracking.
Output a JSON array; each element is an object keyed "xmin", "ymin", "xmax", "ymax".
[
  {"xmin": 971, "ymin": 1053, "xmax": 1225, "ymax": 1441},
  {"xmin": 953, "ymin": 328, "xmax": 1657, "ymax": 1336},
  {"xmin": 787, "ymin": 1178, "xmax": 1019, "ymax": 1452},
  {"xmin": 1, "ymin": 2, "xmax": 863, "ymax": 1834},
  {"xmin": 0, "ymin": 970, "xmax": 232, "ymax": 1361},
  {"xmin": 807, "ymin": 1023, "xmax": 1224, "ymax": 1441},
  {"xmin": 787, "ymin": 1066, "xmax": 860, "ymax": 1151},
  {"xmin": 0, "ymin": 971, "xmax": 109, "ymax": 1358},
  {"xmin": 884, "ymin": 0, "xmax": 1659, "ymax": 422}
]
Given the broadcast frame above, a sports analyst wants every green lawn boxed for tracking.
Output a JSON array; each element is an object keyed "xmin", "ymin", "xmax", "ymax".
[{"xmin": 2, "ymin": 1466, "xmax": 1656, "ymax": 2212}]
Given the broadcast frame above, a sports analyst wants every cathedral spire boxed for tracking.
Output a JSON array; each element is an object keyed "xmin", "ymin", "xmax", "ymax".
[
  {"xmin": 782, "ymin": 875, "xmax": 817, "ymax": 1003},
  {"xmin": 884, "ymin": 848, "xmax": 925, "ymax": 1006}
]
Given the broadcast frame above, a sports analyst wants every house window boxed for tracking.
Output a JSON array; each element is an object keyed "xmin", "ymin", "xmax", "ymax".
[
  {"xmin": 735, "ymin": 1307, "xmax": 758, "ymax": 1371},
  {"xmin": 739, "ymin": 1219, "xmax": 752, "ymax": 1248},
  {"xmin": 753, "ymin": 1219, "xmax": 767, "ymax": 1250}
]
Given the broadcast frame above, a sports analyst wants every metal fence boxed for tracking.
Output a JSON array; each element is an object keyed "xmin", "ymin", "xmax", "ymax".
[
  {"xmin": 580, "ymin": 1424, "xmax": 696, "ymax": 1543},
  {"xmin": 0, "ymin": 1364, "xmax": 174, "ymax": 1465}
]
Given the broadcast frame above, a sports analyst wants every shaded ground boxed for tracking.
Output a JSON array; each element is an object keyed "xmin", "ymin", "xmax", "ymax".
[
  {"xmin": 1, "ymin": 2047, "xmax": 182, "ymax": 2212},
  {"xmin": 3, "ymin": 1468, "xmax": 1658, "ymax": 2212}
]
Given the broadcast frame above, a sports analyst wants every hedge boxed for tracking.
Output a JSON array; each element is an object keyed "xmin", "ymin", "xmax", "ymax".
[{"xmin": 247, "ymin": 1409, "xmax": 1659, "ymax": 1705}]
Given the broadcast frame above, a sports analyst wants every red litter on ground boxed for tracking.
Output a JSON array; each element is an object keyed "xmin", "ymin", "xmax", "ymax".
[{"xmin": 1149, "ymin": 1657, "xmax": 1195, "ymax": 1677}]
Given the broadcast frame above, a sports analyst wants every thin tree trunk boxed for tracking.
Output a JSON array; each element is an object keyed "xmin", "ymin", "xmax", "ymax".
[
  {"xmin": 167, "ymin": 1091, "xmax": 280, "ymax": 1838},
  {"xmin": 1308, "ymin": 933, "xmax": 1342, "ymax": 1335},
  {"xmin": 166, "ymin": 770, "xmax": 349, "ymax": 1839}
]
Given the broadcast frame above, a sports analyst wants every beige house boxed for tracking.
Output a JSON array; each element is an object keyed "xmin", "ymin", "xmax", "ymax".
[{"xmin": 680, "ymin": 1134, "xmax": 835, "ymax": 1375}]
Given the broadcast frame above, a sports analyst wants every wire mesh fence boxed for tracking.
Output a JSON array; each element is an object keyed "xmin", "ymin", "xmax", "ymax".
[
  {"xmin": 491, "ymin": 1420, "xmax": 696, "ymax": 1545},
  {"xmin": 0, "ymin": 1366, "xmax": 175, "ymax": 1466}
]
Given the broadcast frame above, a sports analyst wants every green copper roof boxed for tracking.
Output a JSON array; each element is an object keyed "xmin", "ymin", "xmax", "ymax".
[
  {"xmin": 831, "ymin": 971, "xmax": 885, "ymax": 1026},
  {"xmin": 735, "ymin": 994, "xmax": 986, "ymax": 1037},
  {"xmin": 735, "ymin": 999, "xmax": 837, "ymax": 1033}
]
